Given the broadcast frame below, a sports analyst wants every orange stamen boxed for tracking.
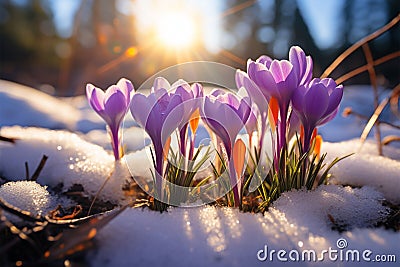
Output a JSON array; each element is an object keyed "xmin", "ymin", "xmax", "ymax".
[
  {"xmin": 313, "ymin": 135, "xmax": 323, "ymax": 159},
  {"xmin": 233, "ymin": 139, "xmax": 246, "ymax": 178},
  {"xmin": 163, "ymin": 136, "xmax": 171, "ymax": 160},
  {"xmin": 300, "ymin": 125, "xmax": 304, "ymax": 144},
  {"xmin": 189, "ymin": 109, "xmax": 200, "ymax": 134},
  {"xmin": 269, "ymin": 97, "xmax": 279, "ymax": 124},
  {"xmin": 311, "ymin": 128, "xmax": 318, "ymax": 143}
]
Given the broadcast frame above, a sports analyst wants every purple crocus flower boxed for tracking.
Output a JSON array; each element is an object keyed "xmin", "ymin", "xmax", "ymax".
[
  {"xmin": 292, "ymin": 78, "xmax": 343, "ymax": 152},
  {"xmin": 247, "ymin": 57, "xmax": 297, "ymax": 155},
  {"xmin": 246, "ymin": 46, "xmax": 313, "ymax": 163},
  {"xmin": 130, "ymin": 78, "xmax": 184, "ymax": 197},
  {"xmin": 149, "ymin": 77, "xmax": 203, "ymax": 157},
  {"xmin": 86, "ymin": 78, "xmax": 134, "ymax": 160},
  {"xmin": 201, "ymin": 89, "xmax": 251, "ymax": 206}
]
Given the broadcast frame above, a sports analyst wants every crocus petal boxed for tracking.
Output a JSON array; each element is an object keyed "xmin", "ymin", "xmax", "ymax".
[
  {"xmin": 104, "ymin": 85, "xmax": 122, "ymax": 105},
  {"xmin": 245, "ymin": 106, "xmax": 258, "ymax": 135},
  {"xmin": 291, "ymin": 85, "xmax": 307, "ymax": 114},
  {"xmin": 320, "ymin": 77, "xmax": 336, "ymax": 88},
  {"xmin": 256, "ymin": 55, "xmax": 273, "ymax": 67},
  {"xmin": 303, "ymin": 83, "xmax": 329, "ymax": 123},
  {"xmin": 303, "ymin": 56, "xmax": 313, "ymax": 84},
  {"xmin": 116, "ymin": 78, "xmax": 134, "ymax": 106},
  {"xmin": 202, "ymin": 97, "xmax": 232, "ymax": 154},
  {"xmin": 289, "ymin": 46, "xmax": 306, "ymax": 81},
  {"xmin": 210, "ymin": 88, "xmax": 226, "ymax": 97},
  {"xmin": 246, "ymin": 59, "xmax": 255, "ymax": 73},
  {"xmin": 289, "ymin": 46, "xmax": 313, "ymax": 86},
  {"xmin": 237, "ymin": 98, "xmax": 251, "ymax": 124},
  {"xmin": 323, "ymin": 85, "xmax": 343, "ymax": 117},
  {"xmin": 236, "ymin": 70, "xmax": 269, "ymax": 116},
  {"xmin": 172, "ymin": 79, "xmax": 192, "ymax": 95},
  {"xmin": 153, "ymin": 77, "xmax": 171, "ymax": 92},
  {"xmin": 235, "ymin": 69, "xmax": 246, "ymax": 88},
  {"xmin": 218, "ymin": 92, "xmax": 240, "ymax": 108},
  {"xmin": 161, "ymin": 94, "xmax": 184, "ymax": 143},
  {"xmin": 270, "ymin": 60, "xmax": 292, "ymax": 83},
  {"xmin": 175, "ymin": 83, "xmax": 193, "ymax": 103},
  {"xmin": 270, "ymin": 60, "xmax": 298, "ymax": 104},
  {"xmin": 247, "ymin": 61, "xmax": 278, "ymax": 99},
  {"xmin": 86, "ymin": 83, "xmax": 95, "ymax": 100},
  {"xmin": 319, "ymin": 106, "xmax": 339, "ymax": 125},
  {"xmin": 191, "ymin": 83, "xmax": 203, "ymax": 98},
  {"xmin": 87, "ymin": 85, "xmax": 105, "ymax": 113},
  {"xmin": 104, "ymin": 90, "xmax": 128, "ymax": 126},
  {"xmin": 130, "ymin": 93, "xmax": 153, "ymax": 128},
  {"xmin": 153, "ymin": 88, "xmax": 170, "ymax": 110}
]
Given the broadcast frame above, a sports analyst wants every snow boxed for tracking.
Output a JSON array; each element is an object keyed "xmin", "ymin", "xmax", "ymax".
[
  {"xmin": 0, "ymin": 181, "xmax": 55, "ymax": 217},
  {"xmin": 323, "ymin": 139, "xmax": 400, "ymax": 204},
  {"xmin": 0, "ymin": 80, "xmax": 80, "ymax": 130},
  {"xmin": 1, "ymin": 80, "xmax": 399, "ymax": 266},
  {"xmin": 89, "ymin": 185, "xmax": 397, "ymax": 267},
  {"xmin": 272, "ymin": 185, "xmax": 388, "ymax": 230},
  {"xmin": 0, "ymin": 126, "xmax": 130, "ymax": 203}
]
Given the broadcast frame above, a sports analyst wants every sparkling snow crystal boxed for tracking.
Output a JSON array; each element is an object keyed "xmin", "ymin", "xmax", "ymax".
[{"xmin": 0, "ymin": 181, "xmax": 54, "ymax": 216}]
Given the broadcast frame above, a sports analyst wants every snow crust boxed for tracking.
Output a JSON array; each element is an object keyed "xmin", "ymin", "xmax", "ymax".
[
  {"xmin": 0, "ymin": 181, "xmax": 55, "ymax": 217},
  {"xmin": 0, "ymin": 80, "xmax": 80, "ymax": 130},
  {"xmin": 323, "ymin": 139, "xmax": 400, "ymax": 204},
  {"xmin": 0, "ymin": 126, "xmax": 130, "ymax": 203},
  {"xmin": 89, "ymin": 185, "xmax": 397, "ymax": 267}
]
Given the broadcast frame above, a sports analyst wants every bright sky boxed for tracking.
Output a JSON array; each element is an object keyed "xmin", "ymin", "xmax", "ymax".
[
  {"xmin": 45, "ymin": 0, "xmax": 345, "ymax": 51},
  {"xmin": 48, "ymin": 0, "xmax": 81, "ymax": 38},
  {"xmin": 296, "ymin": 0, "xmax": 345, "ymax": 49}
]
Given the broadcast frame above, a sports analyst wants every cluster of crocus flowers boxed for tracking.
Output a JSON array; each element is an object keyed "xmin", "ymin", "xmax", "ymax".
[
  {"xmin": 129, "ymin": 78, "xmax": 204, "ymax": 202},
  {"xmin": 86, "ymin": 78, "xmax": 134, "ymax": 161},
  {"xmin": 238, "ymin": 46, "xmax": 343, "ymax": 165},
  {"xmin": 85, "ymin": 46, "xmax": 343, "ymax": 210}
]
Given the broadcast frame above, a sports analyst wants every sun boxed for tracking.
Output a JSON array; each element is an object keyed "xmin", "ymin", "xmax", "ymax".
[{"xmin": 155, "ymin": 12, "xmax": 196, "ymax": 48}]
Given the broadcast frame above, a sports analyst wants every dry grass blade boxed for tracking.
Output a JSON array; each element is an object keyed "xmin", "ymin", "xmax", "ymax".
[
  {"xmin": 0, "ymin": 135, "xmax": 16, "ymax": 143},
  {"xmin": 342, "ymin": 107, "xmax": 400, "ymax": 130},
  {"xmin": 321, "ymin": 14, "xmax": 400, "ymax": 78},
  {"xmin": 0, "ymin": 196, "xmax": 42, "ymax": 222},
  {"xmin": 335, "ymin": 51, "xmax": 400, "ymax": 84},
  {"xmin": 30, "ymin": 155, "xmax": 48, "ymax": 181},
  {"xmin": 359, "ymin": 97, "xmax": 390, "ymax": 150},
  {"xmin": 382, "ymin": 135, "xmax": 400, "ymax": 145},
  {"xmin": 359, "ymin": 83, "xmax": 400, "ymax": 149},
  {"xmin": 220, "ymin": 0, "xmax": 257, "ymax": 18},
  {"xmin": 390, "ymin": 84, "xmax": 400, "ymax": 119},
  {"xmin": 25, "ymin": 162, "xmax": 30, "ymax": 180},
  {"xmin": 87, "ymin": 167, "xmax": 115, "ymax": 216},
  {"xmin": 362, "ymin": 43, "xmax": 382, "ymax": 155}
]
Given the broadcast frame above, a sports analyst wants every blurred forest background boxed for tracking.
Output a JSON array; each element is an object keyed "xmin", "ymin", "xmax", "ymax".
[{"xmin": 0, "ymin": 0, "xmax": 399, "ymax": 96}]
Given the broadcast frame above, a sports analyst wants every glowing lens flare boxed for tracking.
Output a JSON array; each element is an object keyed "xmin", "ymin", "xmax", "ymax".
[{"xmin": 155, "ymin": 13, "xmax": 196, "ymax": 48}]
